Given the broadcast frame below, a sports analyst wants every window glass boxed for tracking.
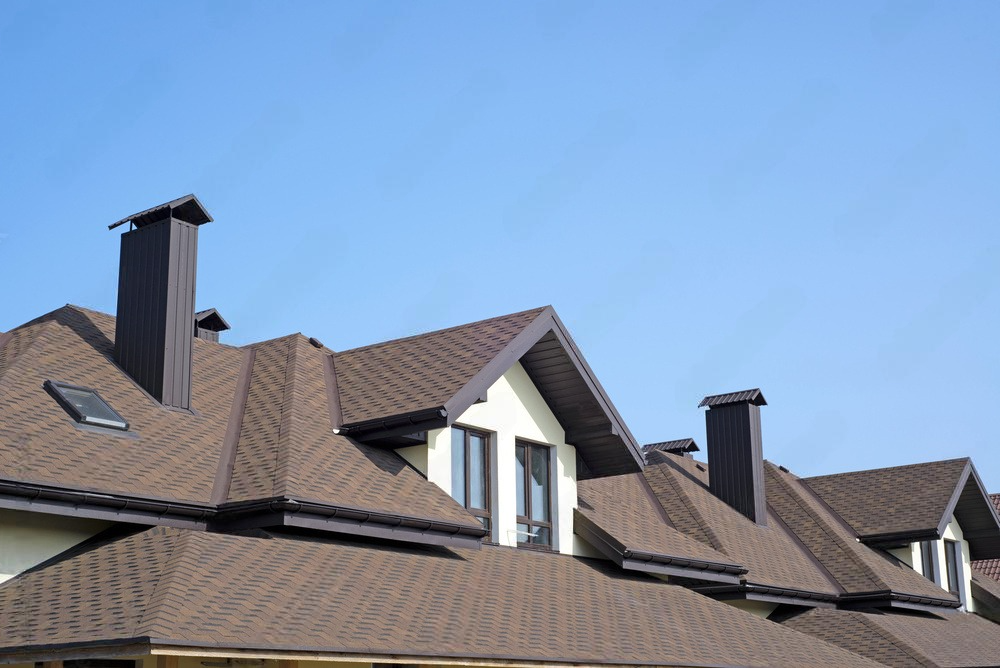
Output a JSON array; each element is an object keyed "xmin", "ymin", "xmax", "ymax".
[
  {"xmin": 945, "ymin": 540, "xmax": 961, "ymax": 596},
  {"xmin": 470, "ymin": 433, "xmax": 486, "ymax": 509},
  {"xmin": 451, "ymin": 428, "xmax": 466, "ymax": 507},
  {"xmin": 516, "ymin": 441, "xmax": 553, "ymax": 547},
  {"xmin": 44, "ymin": 380, "xmax": 129, "ymax": 431},
  {"xmin": 530, "ymin": 447, "xmax": 550, "ymax": 521},
  {"xmin": 451, "ymin": 427, "xmax": 492, "ymax": 534},
  {"xmin": 920, "ymin": 540, "xmax": 937, "ymax": 583},
  {"xmin": 515, "ymin": 445, "xmax": 526, "ymax": 517}
]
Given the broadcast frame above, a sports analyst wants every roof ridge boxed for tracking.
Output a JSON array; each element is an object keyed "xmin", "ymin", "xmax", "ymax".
[
  {"xmin": 647, "ymin": 456, "xmax": 727, "ymax": 553},
  {"xmin": 132, "ymin": 528, "xmax": 189, "ymax": 638},
  {"xmin": 336, "ymin": 306, "xmax": 549, "ymax": 356},
  {"xmin": 764, "ymin": 463, "xmax": 886, "ymax": 592},
  {"xmin": 804, "ymin": 457, "xmax": 971, "ymax": 482},
  {"xmin": 271, "ymin": 336, "xmax": 298, "ymax": 497},
  {"xmin": 852, "ymin": 612, "xmax": 937, "ymax": 668},
  {"xmin": 0, "ymin": 316, "xmax": 59, "ymax": 390}
]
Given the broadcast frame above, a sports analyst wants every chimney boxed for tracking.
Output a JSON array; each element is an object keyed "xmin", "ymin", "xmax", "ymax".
[
  {"xmin": 699, "ymin": 389, "xmax": 767, "ymax": 525},
  {"xmin": 194, "ymin": 308, "xmax": 231, "ymax": 343},
  {"xmin": 109, "ymin": 195, "xmax": 213, "ymax": 410}
]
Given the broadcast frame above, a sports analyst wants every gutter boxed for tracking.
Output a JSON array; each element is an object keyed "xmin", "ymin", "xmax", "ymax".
[
  {"xmin": 694, "ymin": 582, "xmax": 840, "ymax": 608},
  {"xmin": 335, "ymin": 407, "xmax": 449, "ymax": 442},
  {"xmin": 0, "ymin": 479, "xmax": 214, "ymax": 528}
]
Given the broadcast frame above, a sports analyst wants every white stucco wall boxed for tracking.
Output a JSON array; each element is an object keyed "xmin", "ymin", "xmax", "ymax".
[
  {"xmin": 0, "ymin": 508, "xmax": 111, "ymax": 584},
  {"xmin": 400, "ymin": 362, "xmax": 578, "ymax": 555},
  {"xmin": 725, "ymin": 599, "xmax": 778, "ymax": 619},
  {"xmin": 907, "ymin": 515, "xmax": 974, "ymax": 611}
]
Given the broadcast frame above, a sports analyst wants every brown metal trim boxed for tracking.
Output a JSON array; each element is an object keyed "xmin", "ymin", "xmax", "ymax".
[
  {"xmin": 211, "ymin": 347, "xmax": 255, "ymax": 505},
  {"xmin": 938, "ymin": 459, "xmax": 972, "ymax": 537},
  {"xmin": 637, "ymin": 471, "xmax": 678, "ymax": 530},
  {"xmin": 323, "ymin": 353, "xmax": 343, "ymax": 429},
  {"xmin": 573, "ymin": 510, "xmax": 744, "ymax": 584}
]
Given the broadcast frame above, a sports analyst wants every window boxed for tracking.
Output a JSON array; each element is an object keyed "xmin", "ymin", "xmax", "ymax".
[
  {"xmin": 945, "ymin": 539, "xmax": 963, "ymax": 602},
  {"xmin": 920, "ymin": 540, "xmax": 937, "ymax": 583},
  {"xmin": 515, "ymin": 441, "xmax": 551, "ymax": 548},
  {"xmin": 451, "ymin": 427, "xmax": 491, "ymax": 532},
  {"xmin": 44, "ymin": 380, "xmax": 129, "ymax": 431}
]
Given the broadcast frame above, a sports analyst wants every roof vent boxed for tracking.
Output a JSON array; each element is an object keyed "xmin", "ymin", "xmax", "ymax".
[
  {"xmin": 194, "ymin": 308, "xmax": 230, "ymax": 343},
  {"xmin": 110, "ymin": 195, "xmax": 213, "ymax": 410},
  {"xmin": 699, "ymin": 389, "xmax": 767, "ymax": 526}
]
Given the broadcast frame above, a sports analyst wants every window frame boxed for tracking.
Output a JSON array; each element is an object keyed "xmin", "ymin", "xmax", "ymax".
[
  {"xmin": 944, "ymin": 538, "xmax": 964, "ymax": 604},
  {"xmin": 450, "ymin": 425, "xmax": 492, "ymax": 533},
  {"xmin": 515, "ymin": 439, "xmax": 553, "ymax": 550},
  {"xmin": 44, "ymin": 380, "xmax": 129, "ymax": 431},
  {"xmin": 920, "ymin": 540, "xmax": 938, "ymax": 584}
]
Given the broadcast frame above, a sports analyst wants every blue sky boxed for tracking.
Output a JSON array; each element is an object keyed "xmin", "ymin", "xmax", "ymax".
[{"xmin": 2, "ymin": 2, "xmax": 998, "ymax": 488}]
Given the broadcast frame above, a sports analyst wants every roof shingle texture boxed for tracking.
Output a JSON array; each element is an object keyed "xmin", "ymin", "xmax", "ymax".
[
  {"xmin": 0, "ymin": 306, "xmax": 479, "ymax": 530},
  {"xmin": 642, "ymin": 452, "xmax": 842, "ymax": 594},
  {"xmin": 226, "ymin": 333, "xmax": 478, "ymax": 527},
  {"xmin": 334, "ymin": 307, "xmax": 546, "ymax": 424},
  {"xmin": 765, "ymin": 462, "xmax": 956, "ymax": 600},
  {"xmin": 803, "ymin": 459, "xmax": 970, "ymax": 538},
  {"xmin": 0, "ymin": 526, "xmax": 883, "ymax": 668},
  {"xmin": 0, "ymin": 306, "xmax": 240, "ymax": 503},
  {"xmin": 577, "ymin": 471, "xmax": 742, "ymax": 569},
  {"xmin": 782, "ymin": 607, "xmax": 1000, "ymax": 668}
]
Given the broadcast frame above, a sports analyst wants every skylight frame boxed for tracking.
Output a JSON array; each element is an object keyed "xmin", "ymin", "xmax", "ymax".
[{"xmin": 44, "ymin": 380, "xmax": 130, "ymax": 431}]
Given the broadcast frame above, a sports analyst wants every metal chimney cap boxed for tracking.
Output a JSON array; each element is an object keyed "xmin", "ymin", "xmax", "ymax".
[
  {"xmin": 642, "ymin": 438, "xmax": 700, "ymax": 454},
  {"xmin": 109, "ymin": 194, "xmax": 213, "ymax": 230},
  {"xmin": 194, "ymin": 308, "xmax": 231, "ymax": 333},
  {"xmin": 698, "ymin": 388, "xmax": 767, "ymax": 408}
]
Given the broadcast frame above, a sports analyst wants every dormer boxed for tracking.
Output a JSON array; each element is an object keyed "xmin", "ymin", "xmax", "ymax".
[{"xmin": 331, "ymin": 306, "xmax": 644, "ymax": 554}]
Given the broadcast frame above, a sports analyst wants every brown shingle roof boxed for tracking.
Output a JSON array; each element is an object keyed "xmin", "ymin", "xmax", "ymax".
[
  {"xmin": 334, "ymin": 307, "xmax": 547, "ymax": 425},
  {"xmin": 782, "ymin": 607, "xmax": 1000, "ymax": 668},
  {"xmin": 226, "ymin": 333, "xmax": 478, "ymax": 528},
  {"xmin": 0, "ymin": 306, "xmax": 480, "ymax": 537},
  {"xmin": 765, "ymin": 462, "xmax": 958, "ymax": 604},
  {"xmin": 803, "ymin": 459, "xmax": 971, "ymax": 539},
  {"xmin": 0, "ymin": 526, "xmax": 884, "ymax": 668},
  {"xmin": 0, "ymin": 305, "xmax": 240, "ymax": 504},
  {"xmin": 643, "ymin": 452, "xmax": 843, "ymax": 596},
  {"xmin": 576, "ymin": 471, "xmax": 745, "ymax": 578}
]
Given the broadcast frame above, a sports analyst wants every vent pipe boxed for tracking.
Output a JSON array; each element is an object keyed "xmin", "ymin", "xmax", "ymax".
[
  {"xmin": 699, "ymin": 389, "xmax": 767, "ymax": 526},
  {"xmin": 109, "ymin": 195, "xmax": 213, "ymax": 410}
]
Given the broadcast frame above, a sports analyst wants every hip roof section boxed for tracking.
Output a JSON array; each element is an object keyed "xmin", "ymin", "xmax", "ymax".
[{"xmin": 0, "ymin": 526, "xmax": 884, "ymax": 668}]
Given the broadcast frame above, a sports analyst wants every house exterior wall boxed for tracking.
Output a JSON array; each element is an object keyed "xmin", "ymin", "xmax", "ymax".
[
  {"xmin": 726, "ymin": 599, "xmax": 778, "ymax": 619},
  {"xmin": 399, "ymin": 362, "xmax": 579, "ymax": 555},
  {"xmin": 907, "ymin": 515, "xmax": 974, "ymax": 611},
  {"xmin": 0, "ymin": 508, "xmax": 110, "ymax": 584}
]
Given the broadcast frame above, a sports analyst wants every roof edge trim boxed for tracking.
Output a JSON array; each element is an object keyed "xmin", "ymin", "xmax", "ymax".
[{"xmin": 573, "ymin": 509, "xmax": 744, "ymax": 584}]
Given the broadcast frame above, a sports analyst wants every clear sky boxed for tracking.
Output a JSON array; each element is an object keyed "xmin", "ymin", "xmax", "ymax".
[{"xmin": 2, "ymin": 2, "xmax": 998, "ymax": 489}]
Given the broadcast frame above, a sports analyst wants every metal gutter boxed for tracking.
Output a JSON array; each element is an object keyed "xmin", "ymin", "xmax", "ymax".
[
  {"xmin": 213, "ymin": 496, "xmax": 486, "ymax": 549},
  {"xmin": 0, "ymin": 479, "xmax": 214, "ymax": 528},
  {"xmin": 573, "ymin": 510, "xmax": 745, "ymax": 584},
  {"xmin": 694, "ymin": 582, "xmax": 840, "ymax": 609},
  {"xmin": 336, "ymin": 407, "xmax": 448, "ymax": 442},
  {"xmin": 837, "ymin": 589, "xmax": 961, "ymax": 611}
]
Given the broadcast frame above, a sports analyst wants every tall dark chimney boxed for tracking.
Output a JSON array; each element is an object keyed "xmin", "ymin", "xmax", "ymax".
[
  {"xmin": 699, "ymin": 389, "xmax": 767, "ymax": 526},
  {"xmin": 109, "ymin": 195, "xmax": 213, "ymax": 410}
]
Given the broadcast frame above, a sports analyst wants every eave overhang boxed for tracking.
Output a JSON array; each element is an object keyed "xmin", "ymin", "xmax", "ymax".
[
  {"xmin": 573, "ymin": 509, "xmax": 745, "ymax": 584},
  {"xmin": 837, "ymin": 590, "xmax": 961, "ymax": 613},
  {"xmin": 693, "ymin": 583, "xmax": 839, "ymax": 609},
  {"xmin": 0, "ymin": 478, "xmax": 484, "ymax": 550},
  {"xmin": 213, "ymin": 496, "xmax": 486, "ymax": 550},
  {"xmin": 341, "ymin": 307, "xmax": 644, "ymax": 478}
]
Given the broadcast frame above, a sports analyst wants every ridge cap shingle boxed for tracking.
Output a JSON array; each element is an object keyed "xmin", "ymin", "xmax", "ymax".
[{"xmin": 336, "ymin": 306, "xmax": 549, "ymax": 356}]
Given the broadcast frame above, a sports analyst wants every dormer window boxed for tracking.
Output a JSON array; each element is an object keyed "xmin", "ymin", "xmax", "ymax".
[
  {"xmin": 44, "ymin": 380, "xmax": 129, "ymax": 431},
  {"xmin": 516, "ymin": 441, "xmax": 552, "ymax": 548},
  {"xmin": 451, "ymin": 426, "xmax": 492, "ymax": 532}
]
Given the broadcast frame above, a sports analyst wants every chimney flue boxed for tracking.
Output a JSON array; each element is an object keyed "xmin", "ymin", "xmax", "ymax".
[
  {"xmin": 699, "ymin": 389, "xmax": 767, "ymax": 526},
  {"xmin": 109, "ymin": 194, "xmax": 213, "ymax": 410}
]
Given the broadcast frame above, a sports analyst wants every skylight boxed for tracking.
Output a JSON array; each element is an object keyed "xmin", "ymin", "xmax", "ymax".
[{"xmin": 44, "ymin": 380, "xmax": 129, "ymax": 431}]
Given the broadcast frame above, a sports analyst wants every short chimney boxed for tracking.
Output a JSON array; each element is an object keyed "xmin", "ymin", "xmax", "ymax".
[
  {"xmin": 194, "ymin": 308, "xmax": 231, "ymax": 343},
  {"xmin": 109, "ymin": 195, "xmax": 213, "ymax": 410},
  {"xmin": 699, "ymin": 389, "xmax": 767, "ymax": 525}
]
